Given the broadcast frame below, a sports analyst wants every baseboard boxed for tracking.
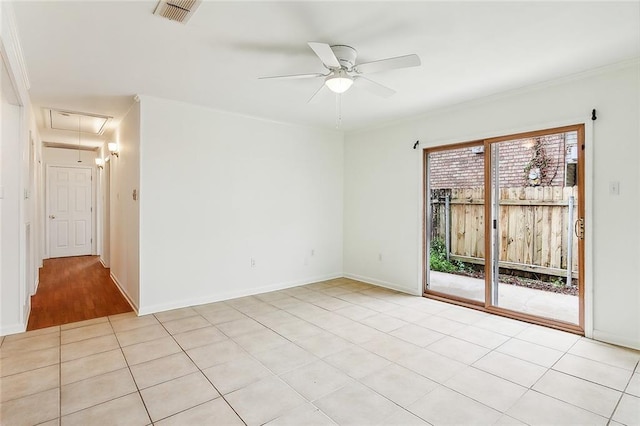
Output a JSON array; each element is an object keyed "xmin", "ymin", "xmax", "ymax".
[
  {"xmin": 592, "ymin": 330, "xmax": 640, "ymax": 351},
  {"xmin": 138, "ymin": 272, "xmax": 343, "ymax": 316},
  {"xmin": 0, "ymin": 323, "xmax": 26, "ymax": 336},
  {"xmin": 110, "ymin": 273, "xmax": 139, "ymax": 314},
  {"xmin": 343, "ymin": 272, "xmax": 421, "ymax": 296},
  {"xmin": 22, "ymin": 299, "xmax": 31, "ymax": 330}
]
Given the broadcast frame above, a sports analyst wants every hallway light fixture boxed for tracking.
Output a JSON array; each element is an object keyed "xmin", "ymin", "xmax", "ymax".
[
  {"xmin": 108, "ymin": 142, "xmax": 119, "ymax": 157},
  {"xmin": 95, "ymin": 158, "xmax": 104, "ymax": 169}
]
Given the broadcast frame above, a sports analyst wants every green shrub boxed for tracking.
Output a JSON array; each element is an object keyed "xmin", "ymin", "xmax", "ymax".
[
  {"xmin": 430, "ymin": 238, "xmax": 465, "ymax": 273},
  {"xmin": 551, "ymin": 276, "xmax": 565, "ymax": 288}
]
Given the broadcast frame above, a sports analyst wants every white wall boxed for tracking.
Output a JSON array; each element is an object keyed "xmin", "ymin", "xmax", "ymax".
[
  {"xmin": 108, "ymin": 102, "xmax": 140, "ymax": 310},
  {"xmin": 138, "ymin": 96, "xmax": 343, "ymax": 314},
  {"xmin": 42, "ymin": 147, "xmax": 96, "ymax": 164},
  {"xmin": 97, "ymin": 147, "xmax": 110, "ymax": 268},
  {"xmin": 0, "ymin": 2, "xmax": 41, "ymax": 335},
  {"xmin": 344, "ymin": 60, "xmax": 640, "ymax": 349},
  {"xmin": 1, "ymin": 82, "xmax": 23, "ymax": 334}
]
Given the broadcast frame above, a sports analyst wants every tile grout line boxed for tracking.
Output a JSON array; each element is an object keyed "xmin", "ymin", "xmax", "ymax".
[
  {"xmin": 58, "ymin": 297, "xmax": 369, "ymax": 423},
  {"xmin": 0, "ymin": 364, "xmax": 61, "ymax": 405},
  {"xmin": 494, "ymin": 333, "xmax": 628, "ymax": 421},
  {"xmin": 153, "ymin": 313, "xmax": 248, "ymax": 426},
  {"xmin": 607, "ymin": 359, "xmax": 640, "ymax": 424},
  {"xmin": 311, "ymin": 285, "xmax": 529, "ymax": 422},
  {"xmin": 193, "ymin": 297, "xmax": 359, "ymax": 423},
  {"xmin": 548, "ymin": 364, "xmax": 636, "ymax": 393},
  {"xmin": 58, "ymin": 320, "xmax": 140, "ymax": 420},
  {"xmin": 551, "ymin": 336, "xmax": 639, "ymax": 393},
  {"xmin": 159, "ymin": 286, "xmax": 409, "ymax": 424},
  {"xmin": 218, "ymin": 288, "xmax": 503, "ymax": 424},
  {"xmin": 432, "ymin": 331, "xmax": 539, "ymax": 416},
  {"xmin": 8, "ymin": 280, "xmax": 640, "ymax": 425},
  {"xmin": 108, "ymin": 315, "xmax": 154, "ymax": 425},
  {"xmin": 524, "ymin": 388, "xmax": 612, "ymax": 423},
  {"xmin": 263, "ymin": 284, "xmax": 418, "ymax": 424},
  {"xmin": 227, "ymin": 293, "xmax": 358, "ymax": 423},
  {"xmin": 563, "ymin": 350, "xmax": 640, "ymax": 373},
  {"xmin": 305, "ymin": 287, "xmax": 630, "ymax": 423}
]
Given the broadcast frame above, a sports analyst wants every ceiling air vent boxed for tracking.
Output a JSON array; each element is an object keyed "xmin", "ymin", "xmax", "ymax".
[{"xmin": 154, "ymin": 0, "xmax": 201, "ymax": 24}]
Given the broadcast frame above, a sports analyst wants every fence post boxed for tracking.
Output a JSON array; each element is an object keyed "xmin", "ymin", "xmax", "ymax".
[
  {"xmin": 566, "ymin": 196, "xmax": 574, "ymax": 286},
  {"xmin": 445, "ymin": 194, "xmax": 450, "ymax": 261}
]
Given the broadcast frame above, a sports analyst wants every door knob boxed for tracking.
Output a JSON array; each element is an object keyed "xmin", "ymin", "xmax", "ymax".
[{"xmin": 49, "ymin": 215, "xmax": 56, "ymax": 219}]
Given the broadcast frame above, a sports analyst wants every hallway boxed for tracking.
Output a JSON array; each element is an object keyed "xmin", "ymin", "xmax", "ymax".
[{"xmin": 27, "ymin": 256, "xmax": 133, "ymax": 330}]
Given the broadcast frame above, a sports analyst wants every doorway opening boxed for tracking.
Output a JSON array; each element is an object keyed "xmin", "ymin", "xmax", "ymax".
[
  {"xmin": 27, "ymin": 155, "xmax": 128, "ymax": 330},
  {"xmin": 46, "ymin": 165, "xmax": 93, "ymax": 258},
  {"xmin": 424, "ymin": 125, "xmax": 585, "ymax": 333}
]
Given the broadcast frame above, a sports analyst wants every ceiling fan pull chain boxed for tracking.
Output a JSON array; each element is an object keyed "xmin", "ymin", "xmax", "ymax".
[
  {"xmin": 77, "ymin": 115, "xmax": 82, "ymax": 163},
  {"xmin": 336, "ymin": 93, "xmax": 342, "ymax": 129}
]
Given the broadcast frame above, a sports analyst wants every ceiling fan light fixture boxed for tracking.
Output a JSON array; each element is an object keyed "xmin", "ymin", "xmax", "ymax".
[{"xmin": 325, "ymin": 69, "xmax": 353, "ymax": 94}]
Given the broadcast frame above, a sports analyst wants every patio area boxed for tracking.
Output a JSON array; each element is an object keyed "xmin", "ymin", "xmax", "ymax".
[{"xmin": 428, "ymin": 271, "xmax": 578, "ymax": 324}]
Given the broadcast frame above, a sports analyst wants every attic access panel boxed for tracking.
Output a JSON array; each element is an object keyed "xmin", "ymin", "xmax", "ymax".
[{"xmin": 48, "ymin": 109, "xmax": 111, "ymax": 135}]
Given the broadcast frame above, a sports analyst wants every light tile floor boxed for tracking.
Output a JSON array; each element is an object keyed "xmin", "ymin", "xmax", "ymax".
[{"xmin": 1, "ymin": 278, "xmax": 639, "ymax": 426}]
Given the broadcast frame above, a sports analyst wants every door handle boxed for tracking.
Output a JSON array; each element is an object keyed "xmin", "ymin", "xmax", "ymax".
[
  {"xmin": 574, "ymin": 218, "xmax": 585, "ymax": 240},
  {"xmin": 49, "ymin": 215, "xmax": 56, "ymax": 219}
]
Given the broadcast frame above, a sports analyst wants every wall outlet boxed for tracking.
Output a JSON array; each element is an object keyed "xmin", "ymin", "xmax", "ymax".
[
  {"xmin": 311, "ymin": 249, "xmax": 315, "ymax": 256},
  {"xmin": 609, "ymin": 181, "xmax": 620, "ymax": 195},
  {"xmin": 378, "ymin": 253, "xmax": 383, "ymax": 261},
  {"xmin": 250, "ymin": 258, "xmax": 256, "ymax": 267}
]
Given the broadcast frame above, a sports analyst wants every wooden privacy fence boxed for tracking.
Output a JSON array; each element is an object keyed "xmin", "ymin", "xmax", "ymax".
[{"xmin": 430, "ymin": 186, "xmax": 579, "ymax": 278}]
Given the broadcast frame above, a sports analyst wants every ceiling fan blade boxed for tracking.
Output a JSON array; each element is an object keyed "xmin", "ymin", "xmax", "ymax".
[
  {"xmin": 354, "ymin": 76, "xmax": 396, "ymax": 98},
  {"xmin": 259, "ymin": 72, "xmax": 325, "ymax": 80},
  {"xmin": 307, "ymin": 83, "xmax": 328, "ymax": 104},
  {"xmin": 308, "ymin": 42, "xmax": 341, "ymax": 69},
  {"xmin": 355, "ymin": 54, "xmax": 421, "ymax": 74}
]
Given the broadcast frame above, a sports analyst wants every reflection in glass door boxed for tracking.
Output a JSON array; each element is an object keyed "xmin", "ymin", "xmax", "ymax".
[
  {"xmin": 425, "ymin": 144, "xmax": 485, "ymax": 304},
  {"xmin": 489, "ymin": 129, "xmax": 582, "ymax": 325}
]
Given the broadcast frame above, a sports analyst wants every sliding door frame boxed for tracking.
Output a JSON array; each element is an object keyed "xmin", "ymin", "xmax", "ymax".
[
  {"xmin": 423, "ymin": 124, "xmax": 585, "ymax": 334},
  {"xmin": 423, "ymin": 140, "xmax": 486, "ymax": 308}
]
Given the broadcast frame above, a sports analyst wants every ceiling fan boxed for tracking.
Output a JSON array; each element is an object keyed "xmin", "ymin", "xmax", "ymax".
[{"xmin": 259, "ymin": 42, "xmax": 421, "ymax": 102}]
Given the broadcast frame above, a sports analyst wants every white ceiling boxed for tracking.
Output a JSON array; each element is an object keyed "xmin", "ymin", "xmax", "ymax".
[{"xmin": 11, "ymin": 1, "xmax": 640, "ymax": 144}]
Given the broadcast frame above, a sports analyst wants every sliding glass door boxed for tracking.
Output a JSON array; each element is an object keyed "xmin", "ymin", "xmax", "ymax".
[
  {"xmin": 425, "ymin": 125, "xmax": 585, "ymax": 332},
  {"xmin": 425, "ymin": 143, "xmax": 485, "ymax": 304}
]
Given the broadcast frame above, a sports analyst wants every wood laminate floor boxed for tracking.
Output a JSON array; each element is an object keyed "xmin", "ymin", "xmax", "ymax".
[{"xmin": 26, "ymin": 256, "xmax": 133, "ymax": 330}]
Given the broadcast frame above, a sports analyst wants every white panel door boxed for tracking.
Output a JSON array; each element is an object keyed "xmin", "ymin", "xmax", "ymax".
[{"xmin": 48, "ymin": 166, "xmax": 92, "ymax": 257}]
